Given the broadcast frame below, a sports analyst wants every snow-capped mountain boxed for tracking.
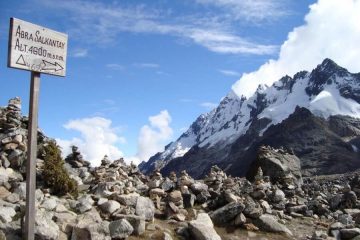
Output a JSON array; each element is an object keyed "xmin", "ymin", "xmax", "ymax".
[{"xmin": 139, "ymin": 59, "xmax": 360, "ymax": 178}]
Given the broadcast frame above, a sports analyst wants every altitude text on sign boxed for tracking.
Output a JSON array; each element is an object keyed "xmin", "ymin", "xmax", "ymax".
[{"xmin": 7, "ymin": 17, "xmax": 68, "ymax": 77}]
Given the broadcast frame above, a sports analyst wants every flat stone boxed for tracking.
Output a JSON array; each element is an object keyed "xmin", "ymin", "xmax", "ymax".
[
  {"xmin": 330, "ymin": 222, "xmax": 344, "ymax": 230},
  {"xmin": 150, "ymin": 188, "xmax": 166, "ymax": 197},
  {"xmin": 254, "ymin": 214, "xmax": 292, "ymax": 236},
  {"xmin": 287, "ymin": 204, "xmax": 307, "ymax": 213}
]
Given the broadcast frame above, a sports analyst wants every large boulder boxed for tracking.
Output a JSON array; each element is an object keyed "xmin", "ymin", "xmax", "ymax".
[
  {"xmin": 35, "ymin": 209, "xmax": 60, "ymax": 240},
  {"xmin": 116, "ymin": 193, "xmax": 139, "ymax": 207},
  {"xmin": 112, "ymin": 214, "xmax": 145, "ymax": 236},
  {"xmin": 71, "ymin": 208, "xmax": 110, "ymax": 240},
  {"xmin": 135, "ymin": 196, "xmax": 155, "ymax": 221},
  {"xmin": 209, "ymin": 201, "xmax": 245, "ymax": 225},
  {"xmin": 247, "ymin": 146, "xmax": 302, "ymax": 186},
  {"xmin": 109, "ymin": 219, "xmax": 134, "ymax": 239},
  {"xmin": 189, "ymin": 213, "xmax": 221, "ymax": 240}
]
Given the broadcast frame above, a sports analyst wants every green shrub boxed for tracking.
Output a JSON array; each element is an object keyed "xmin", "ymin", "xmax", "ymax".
[{"xmin": 42, "ymin": 141, "xmax": 78, "ymax": 196}]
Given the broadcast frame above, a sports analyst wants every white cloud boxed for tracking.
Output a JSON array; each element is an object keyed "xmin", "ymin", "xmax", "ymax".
[
  {"xmin": 135, "ymin": 63, "xmax": 160, "ymax": 68},
  {"xmin": 232, "ymin": 0, "xmax": 360, "ymax": 98},
  {"xmin": 106, "ymin": 63, "xmax": 125, "ymax": 71},
  {"xmin": 200, "ymin": 102, "xmax": 218, "ymax": 110},
  {"xmin": 36, "ymin": 0, "xmax": 278, "ymax": 55},
  {"xmin": 56, "ymin": 117, "xmax": 125, "ymax": 166},
  {"xmin": 72, "ymin": 48, "xmax": 88, "ymax": 58},
  {"xmin": 103, "ymin": 99, "xmax": 116, "ymax": 105},
  {"xmin": 195, "ymin": 0, "xmax": 288, "ymax": 22},
  {"xmin": 180, "ymin": 98, "xmax": 195, "ymax": 103},
  {"xmin": 127, "ymin": 110, "xmax": 173, "ymax": 164},
  {"xmin": 219, "ymin": 69, "xmax": 240, "ymax": 76},
  {"xmin": 188, "ymin": 29, "xmax": 277, "ymax": 55}
]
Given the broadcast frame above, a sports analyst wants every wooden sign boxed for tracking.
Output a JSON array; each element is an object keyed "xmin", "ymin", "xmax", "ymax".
[
  {"xmin": 7, "ymin": 17, "xmax": 69, "ymax": 240},
  {"xmin": 8, "ymin": 18, "xmax": 68, "ymax": 77}
]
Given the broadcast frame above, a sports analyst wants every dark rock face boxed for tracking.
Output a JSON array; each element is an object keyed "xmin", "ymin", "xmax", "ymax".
[
  {"xmin": 246, "ymin": 146, "xmax": 302, "ymax": 186},
  {"xmin": 159, "ymin": 106, "xmax": 360, "ymax": 179}
]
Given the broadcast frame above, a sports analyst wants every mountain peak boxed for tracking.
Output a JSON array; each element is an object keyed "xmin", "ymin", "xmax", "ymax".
[
  {"xmin": 320, "ymin": 58, "xmax": 338, "ymax": 68},
  {"xmin": 315, "ymin": 58, "xmax": 348, "ymax": 76}
]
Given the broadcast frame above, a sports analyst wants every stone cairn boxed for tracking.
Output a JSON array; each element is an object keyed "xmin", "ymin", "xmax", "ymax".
[{"xmin": 1, "ymin": 98, "xmax": 360, "ymax": 240}]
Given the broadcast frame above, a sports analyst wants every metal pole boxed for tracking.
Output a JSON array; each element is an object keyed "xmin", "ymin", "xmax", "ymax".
[{"xmin": 24, "ymin": 71, "xmax": 40, "ymax": 240}]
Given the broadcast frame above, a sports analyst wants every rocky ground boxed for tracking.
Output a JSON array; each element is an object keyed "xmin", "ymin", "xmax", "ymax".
[{"xmin": 2, "ymin": 98, "xmax": 360, "ymax": 240}]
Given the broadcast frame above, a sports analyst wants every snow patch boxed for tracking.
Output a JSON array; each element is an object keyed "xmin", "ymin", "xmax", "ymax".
[{"xmin": 352, "ymin": 144, "xmax": 359, "ymax": 153}]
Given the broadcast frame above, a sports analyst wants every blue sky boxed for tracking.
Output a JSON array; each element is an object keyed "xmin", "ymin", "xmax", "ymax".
[{"xmin": 0, "ymin": 0, "xmax": 330, "ymax": 165}]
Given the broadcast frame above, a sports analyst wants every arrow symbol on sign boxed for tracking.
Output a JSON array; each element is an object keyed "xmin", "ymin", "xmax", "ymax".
[{"xmin": 42, "ymin": 60, "xmax": 64, "ymax": 72}]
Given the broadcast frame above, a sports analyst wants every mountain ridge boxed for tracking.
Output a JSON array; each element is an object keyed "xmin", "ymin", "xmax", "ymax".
[{"xmin": 140, "ymin": 58, "xmax": 360, "ymax": 178}]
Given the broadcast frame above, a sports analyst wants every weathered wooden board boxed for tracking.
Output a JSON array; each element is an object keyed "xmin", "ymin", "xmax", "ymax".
[{"xmin": 8, "ymin": 18, "xmax": 68, "ymax": 77}]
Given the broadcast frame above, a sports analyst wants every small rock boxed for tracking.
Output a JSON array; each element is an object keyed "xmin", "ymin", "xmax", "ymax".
[
  {"xmin": 190, "ymin": 182, "xmax": 208, "ymax": 194},
  {"xmin": 0, "ymin": 206, "xmax": 16, "ymax": 223},
  {"xmin": 41, "ymin": 198, "xmax": 57, "ymax": 211},
  {"xmin": 169, "ymin": 190, "xmax": 182, "ymax": 203},
  {"xmin": 183, "ymin": 193, "xmax": 195, "ymax": 208},
  {"xmin": 100, "ymin": 200, "xmax": 121, "ymax": 214},
  {"xmin": 76, "ymin": 195, "xmax": 94, "ymax": 213},
  {"xmin": 234, "ymin": 213, "xmax": 247, "ymax": 226}
]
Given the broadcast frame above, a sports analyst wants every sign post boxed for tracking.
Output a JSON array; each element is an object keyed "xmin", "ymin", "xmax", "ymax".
[{"xmin": 7, "ymin": 18, "xmax": 68, "ymax": 240}]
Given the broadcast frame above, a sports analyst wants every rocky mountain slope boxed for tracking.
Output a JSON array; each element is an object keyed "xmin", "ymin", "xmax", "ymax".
[{"xmin": 140, "ymin": 59, "xmax": 360, "ymax": 178}]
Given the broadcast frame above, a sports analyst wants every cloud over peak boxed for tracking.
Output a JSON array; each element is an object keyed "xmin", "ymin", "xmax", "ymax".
[
  {"xmin": 232, "ymin": 0, "xmax": 360, "ymax": 98},
  {"xmin": 127, "ymin": 110, "xmax": 173, "ymax": 164},
  {"xmin": 57, "ymin": 117, "xmax": 124, "ymax": 166}
]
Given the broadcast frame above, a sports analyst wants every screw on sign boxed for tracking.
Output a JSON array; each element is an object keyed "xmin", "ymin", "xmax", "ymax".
[{"xmin": 7, "ymin": 17, "xmax": 68, "ymax": 240}]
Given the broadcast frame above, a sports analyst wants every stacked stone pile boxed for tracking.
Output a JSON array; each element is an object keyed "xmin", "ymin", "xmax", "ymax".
[
  {"xmin": 2, "ymin": 98, "xmax": 360, "ymax": 239},
  {"xmin": 0, "ymin": 97, "xmax": 28, "ymax": 172}
]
